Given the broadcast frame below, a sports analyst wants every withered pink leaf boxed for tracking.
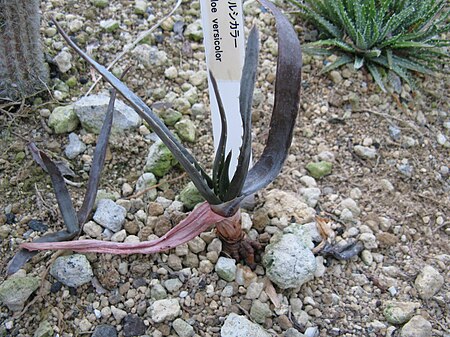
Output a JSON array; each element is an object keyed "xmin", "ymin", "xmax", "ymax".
[{"xmin": 21, "ymin": 202, "xmax": 234, "ymax": 254}]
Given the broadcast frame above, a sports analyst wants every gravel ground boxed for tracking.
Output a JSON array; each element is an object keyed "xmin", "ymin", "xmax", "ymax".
[{"xmin": 0, "ymin": 0, "xmax": 449, "ymax": 337}]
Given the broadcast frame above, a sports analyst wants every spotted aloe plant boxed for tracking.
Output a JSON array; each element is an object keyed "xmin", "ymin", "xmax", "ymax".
[{"xmin": 19, "ymin": 0, "xmax": 302, "ymax": 267}]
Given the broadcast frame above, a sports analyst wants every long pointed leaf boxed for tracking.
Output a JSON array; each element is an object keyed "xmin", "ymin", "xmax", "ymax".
[
  {"xmin": 241, "ymin": 0, "xmax": 302, "ymax": 197},
  {"xmin": 225, "ymin": 26, "xmax": 260, "ymax": 201},
  {"xmin": 77, "ymin": 88, "xmax": 116, "ymax": 225},
  {"xmin": 40, "ymin": 151, "xmax": 79, "ymax": 234},
  {"xmin": 6, "ymin": 230, "xmax": 77, "ymax": 275},
  {"xmin": 210, "ymin": 71, "xmax": 228, "ymax": 194},
  {"xmin": 21, "ymin": 202, "xmax": 231, "ymax": 254},
  {"xmin": 51, "ymin": 19, "xmax": 221, "ymax": 205}
]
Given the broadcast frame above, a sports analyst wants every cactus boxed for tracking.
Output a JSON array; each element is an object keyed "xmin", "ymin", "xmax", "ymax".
[{"xmin": 0, "ymin": 0, "xmax": 49, "ymax": 100}]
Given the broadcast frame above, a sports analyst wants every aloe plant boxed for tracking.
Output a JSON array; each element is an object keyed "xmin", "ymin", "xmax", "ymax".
[
  {"xmin": 287, "ymin": 0, "xmax": 450, "ymax": 91},
  {"xmin": 18, "ymin": 0, "xmax": 302, "ymax": 267},
  {"xmin": 7, "ymin": 90, "xmax": 117, "ymax": 275}
]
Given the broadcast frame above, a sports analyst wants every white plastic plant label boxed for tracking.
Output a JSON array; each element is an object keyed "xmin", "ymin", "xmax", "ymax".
[{"xmin": 199, "ymin": 0, "xmax": 246, "ymax": 174}]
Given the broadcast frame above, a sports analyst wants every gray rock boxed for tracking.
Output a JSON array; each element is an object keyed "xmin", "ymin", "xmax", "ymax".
[
  {"xmin": 93, "ymin": 199, "xmax": 126, "ymax": 232},
  {"xmin": 164, "ymin": 278, "xmax": 182, "ymax": 293},
  {"xmin": 221, "ymin": 313, "xmax": 271, "ymax": 337},
  {"xmin": 400, "ymin": 316, "xmax": 432, "ymax": 337},
  {"xmin": 300, "ymin": 188, "xmax": 321, "ymax": 207},
  {"xmin": 151, "ymin": 299, "xmax": 180, "ymax": 323},
  {"xmin": 388, "ymin": 125, "xmax": 401, "ymax": 140},
  {"xmin": 414, "ymin": 265, "xmax": 444, "ymax": 299},
  {"xmin": 92, "ymin": 325, "xmax": 117, "ymax": 337},
  {"xmin": 54, "ymin": 50, "xmax": 72, "ymax": 73},
  {"xmin": 215, "ymin": 257, "xmax": 237, "ymax": 282},
  {"xmin": 284, "ymin": 328, "xmax": 306, "ymax": 337},
  {"xmin": 397, "ymin": 163, "xmax": 413, "ymax": 177},
  {"xmin": 437, "ymin": 133, "xmax": 447, "ymax": 146},
  {"xmin": 179, "ymin": 182, "xmax": 204, "ymax": 210},
  {"xmin": 50, "ymin": 254, "xmax": 93, "ymax": 288},
  {"xmin": 74, "ymin": 94, "xmax": 141, "ymax": 134},
  {"xmin": 65, "ymin": 132, "xmax": 86, "ymax": 159},
  {"xmin": 263, "ymin": 233, "xmax": 316, "ymax": 289},
  {"xmin": 187, "ymin": 236, "xmax": 206, "ymax": 254},
  {"xmin": 354, "ymin": 145, "xmax": 377, "ymax": 159},
  {"xmin": 151, "ymin": 283, "xmax": 168, "ymax": 300},
  {"xmin": 111, "ymin": 306, "xmax": 127, "ymax": 322},
  {"xmin": 132, "ymin": 45, "xmax": 167, "ymax": 67},
  {"xmin": 281, "ymin": 225, "xmax": 314, "ymax": 250},
  {"xmin": 184, "ymin": 20, "xmax": 203, "ymax": 41},
  {"xmin": 245, "ymin": 282, "xmax": 264, "ymax": 299},
  {"xmin": 83, "ymin": 221, "xmax": 103, "ymax": 238},
  {"xmin": 359, "ymin": 232, "xmax": 378, "ymax": 249},
  {"xmin": 250, "ymin": 300, "xmax": 271, "ymax": 324},
  {"xmin": 172, "ymin": 318, "xmax": 195, "ymax": 337},
  {"xmin": 144, "ymin": 140, "xmax": 178, "ymax": 177},
  {"xmin": 135, "ymin": 172, "xmax": 158, "ymax": 201},
  {"xmin": 0, "ymin": 276, "xmax": 40, "ymax": 311},
  {"xmin": 123, "ymin": 315, "xmax": 146, "ymax": 337},
  {"xmin": 33, "ymin": 320, "xmax": 53, "ymax": 337},
  {"xmin": 383, "ymin": 301, "xmax": 420, "ymax": 324},
  {"xmin": 175, "ymin": 119, "xmax": 196, "ymax": 143},
  {"xmin": 299, "ymin": 176, "xmax": 317, "ymax": 187},
  {"xmin": 340, "ymin": 198, "xmax": 360, "ymax": 216},
  {"xmin": 48, "ymin": 105, "xmax": 79, "ymax": 134},
  {"xmin": 402, "ymin": 136, "xmax": 416, "ymax": 148}
]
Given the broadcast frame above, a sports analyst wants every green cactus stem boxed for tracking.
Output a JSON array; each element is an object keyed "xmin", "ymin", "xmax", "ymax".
[{"xmin": 0, "ymin": 0, "xmax": 49, "ymax": 100}]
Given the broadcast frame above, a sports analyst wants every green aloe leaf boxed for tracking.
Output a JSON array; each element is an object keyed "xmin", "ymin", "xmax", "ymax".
[
  {"xmin": 320, "ymin": 54, "xmax": 353, "ymax": 73},
  {"xmin": 367, "ymin": 63, "xmax": 386, "ymax": 92}
]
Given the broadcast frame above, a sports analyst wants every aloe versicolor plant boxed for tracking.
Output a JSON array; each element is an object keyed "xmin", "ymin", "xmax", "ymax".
[
  {"xmin": 6, "ymin": 89, "xmax": 117, "ymax": 275},
  {"xmin": 18, "ymin": 0, "xmax": 302, "ymax": 267},
  {"xmin": 286, "ymin": 0, "xmax": 450, "ymax": 91}
]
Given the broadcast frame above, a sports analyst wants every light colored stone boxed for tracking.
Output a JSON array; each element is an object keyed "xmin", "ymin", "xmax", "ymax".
[
  {"xmin": 263, "ymin": 233, "xmax": 316, "ymax": 289},
  {"xmin": 132, "ymin": 45, "xmax": 167, "ymax": 67},
  {"xmin": 0, "ymin": 276, "xmax": 40, "ymax": 311},
  {"xmin": 151, "ymin": 299, "xmax": 180, "ymax": 323},
  {"xmin": 54, "ymin": 50, "xmax": 72, "ymax": 73},
  {"xmin": 250, "ymin": 300, "xmax": 271, "ymax": 324},
  {"xmin": 74, "ymin": 94, "xmax": 141, "ymax": 134},
  {"xmin": 135, "ymin": 172, "xmax": 158, "ymax": 201},
  {"xmin": 93, "ymin": 199, "xmax": 126, "ymax": 232},
  {"xmin": 414, "ymin": 265, "xmax": 444, "ymax": 299},
  {"xmin": 221, "ymin": 313, "xmax": 271, "ymax": 337},
  {"xmin": 215, "ymin": 257, "xmax": 236, "ymax": 282},
  {"xmin": 400, "ymin": 315, "xmax": 432, "ymax": 337},
  {"xmin": 65, "ymin": 132, "xmax": 86, "ymax": 159},
  {"xmin": 383, "ymin": 301, "xmax": 420, "ymax": 324},
  {"xmin": 172, "ymin": 318, "xmax": 194, "ymax": 337},
  {"xmin": 50, "ymin": 254, "xmax": 93, "ymax": 288},
  {"xmin": 83, "ymin": 221, "xmax": 103, "ymax": 238},
  {"xmin": 354, "ymin": 145, "xmax": 377, "ymax": 159}
]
